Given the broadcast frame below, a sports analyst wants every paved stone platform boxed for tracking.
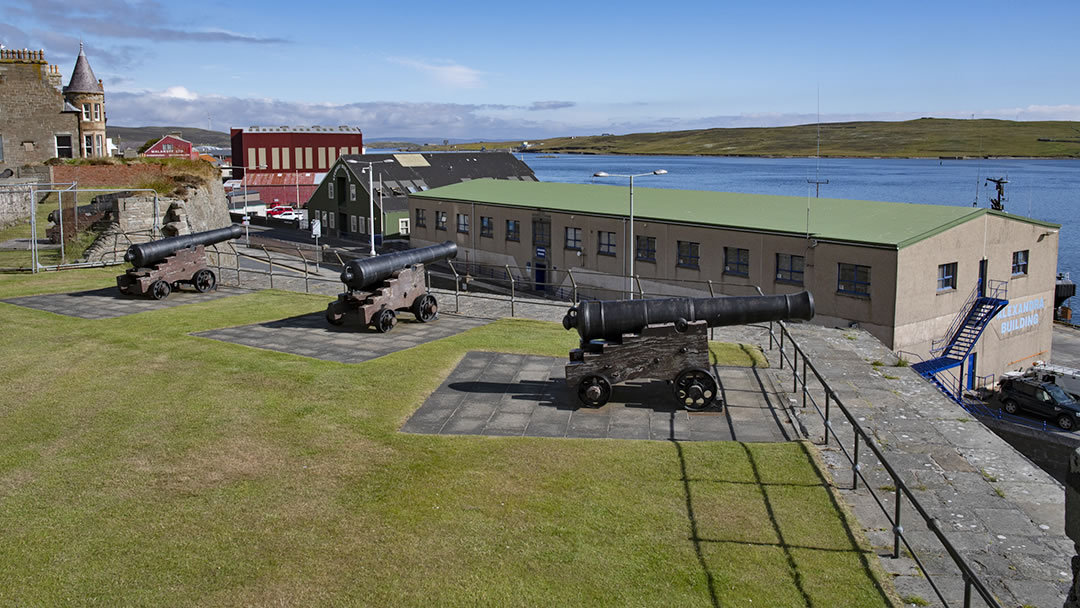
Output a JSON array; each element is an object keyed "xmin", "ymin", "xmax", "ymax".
[
  {"xmin": 194, "ymin": 312, "xmax": 490, "ymax": 364},
  {"xmin": 401, "ymin": 351, "xmax": 795, "ymax": 441},
  {"xmin": 2, "ymin": 285, "xmax": 241, "ymax": 319}
]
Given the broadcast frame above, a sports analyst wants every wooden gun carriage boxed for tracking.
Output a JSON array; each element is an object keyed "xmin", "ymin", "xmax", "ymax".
[
  {"xmin": 326, "ymin": 241, "xmax": 456, "ymax": 332},
  {"xmin": 117, "ymin": 225, "xmax": 241, "ymax": 300},
  {"xmin": 562, "ymin": 291, "xmax": 815, "ymax": 409}
]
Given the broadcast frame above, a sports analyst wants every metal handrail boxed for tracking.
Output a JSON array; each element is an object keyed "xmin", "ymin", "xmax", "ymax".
[{"xmin": 770, "ymin": 321, "xmax": 1003, "ymax": 608}]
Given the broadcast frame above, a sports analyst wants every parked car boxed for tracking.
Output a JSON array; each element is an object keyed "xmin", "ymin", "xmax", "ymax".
[
  {"xmin": 267, "ymin": 206, "xmax": 294, "ymax": 217},
  {"xmin": 1024, "ymin": 362, "xmax": 1080, "ymax": 400},
  {"xmin": 997, "ymin": 377, "xmax": 1080, "ymax": 430},
  {"xmin": 274, "ymin": 210, "xmax": 300, "ymax": 221}
]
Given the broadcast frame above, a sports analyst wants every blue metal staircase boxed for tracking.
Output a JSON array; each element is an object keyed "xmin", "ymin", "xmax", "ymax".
[{"xmin": 912, "ymin": 279, "xmax": 1008, "ymax": 410}]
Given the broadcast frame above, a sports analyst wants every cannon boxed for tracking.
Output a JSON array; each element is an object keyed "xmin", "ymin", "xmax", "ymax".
[
  {"xmin": 117, "ymin": 225, "xmax": 242, "ymax": 299},
  {"xmin": 326, "ymin": 241, "xmax": 457, "ymax": 332},
  {"xmin": 562, "ymin": 291, "xmax": 815, "ymax": 409}
]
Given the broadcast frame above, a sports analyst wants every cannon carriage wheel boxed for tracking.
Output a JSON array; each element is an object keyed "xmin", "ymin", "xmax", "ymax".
[
  {"xmin": 374, "ymin": 308, "xmax": 397, "ymax": 333},
  {"xmin": 577, "ymin": 375, "xmax": 612, "ymax": 407},
  {"xmin": 193, "ymin": 269, "xmax": 216, "ymax": 293},
  {"xmin": 673, "ymin": 368, "xmax": 719, "ymax": 411},
  {"xmin": 150, "ymin": 280, "xmax": 171, "ymax": 300},
  {"xmin": 412, "ymin": 294, "xmax": 439, "ymax": 323}
]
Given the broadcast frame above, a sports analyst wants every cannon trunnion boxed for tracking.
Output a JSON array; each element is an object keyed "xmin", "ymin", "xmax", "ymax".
[
  {"xmin": 326, "ymin": 242, "xmax": 456, "ymax": 332},
  {"xmin": 563, "ymin": 291, "xmax": 815, "ymax": 409},
  {"xmin": 116, "ymin": 225, "xmax": 242, "ymax": 299}
]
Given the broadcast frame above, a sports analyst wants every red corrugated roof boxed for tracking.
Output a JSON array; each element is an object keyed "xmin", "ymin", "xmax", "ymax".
[{"xmin": 242, "ymin": 172, "xmax": 322, "ymax": 187}]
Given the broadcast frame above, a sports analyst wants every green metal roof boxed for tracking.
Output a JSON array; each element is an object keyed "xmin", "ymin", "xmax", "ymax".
[{"xmin": 412, "ymin": 179, "xmax": 1059, "ymax": 249}]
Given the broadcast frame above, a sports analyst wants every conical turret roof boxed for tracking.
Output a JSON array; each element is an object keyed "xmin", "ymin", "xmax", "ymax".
[{"xmin": 64, "ymin": 43, "xmax": 103, "ymax": 94}]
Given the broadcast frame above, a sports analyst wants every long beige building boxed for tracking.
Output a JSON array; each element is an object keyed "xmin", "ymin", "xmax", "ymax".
[{"xmin": 409, "ymin": 179, "xmax": 1060, "ymax": 383}]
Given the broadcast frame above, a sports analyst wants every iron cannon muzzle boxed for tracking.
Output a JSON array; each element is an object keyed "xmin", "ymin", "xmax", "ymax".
[{"xmin": 562, "ymin": 306, "xmax": 579, "ymax": 331}]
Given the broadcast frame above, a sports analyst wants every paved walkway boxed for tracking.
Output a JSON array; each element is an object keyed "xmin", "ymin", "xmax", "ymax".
[
  {"xmin": 402, "ymin": 351, "xmax": 796, "ymax": 442},
  {"xmin": 2, "ymin": 285, "xmax": 241, "ymax": 319},
  {"xmin": 737, "ymin": 322, "xmax": 1071, "ymax": 608},
  {"xmin": 194, "ymin": 312, "xmax": 490, "ymax": 364}
]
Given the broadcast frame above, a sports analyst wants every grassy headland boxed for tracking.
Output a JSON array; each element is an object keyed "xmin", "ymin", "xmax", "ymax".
[
  {"xmin": 416, "ymin": 118, "xmax": 1080, "ymax": 158},
  {"xmin": 0, "ymin": 270, "xmax": 898, "ymax": 606}
]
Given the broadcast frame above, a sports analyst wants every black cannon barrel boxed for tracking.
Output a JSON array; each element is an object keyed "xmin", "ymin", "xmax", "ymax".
[
  {"xmin": 562, "ymin": 291, "xmax": 815, "ymax": 341},
  {"xmin": 124, "ymin": 225, "xmax": 243, "ymax": 267},
  {"xmin": 340, "ymin": 241, "xmax": 458, "ymax": 291}
]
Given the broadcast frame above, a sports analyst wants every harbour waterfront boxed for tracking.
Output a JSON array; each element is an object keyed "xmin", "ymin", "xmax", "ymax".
[{"xmin": 523, "ymin": 154, "xmax": 1078, "ymax": 304}]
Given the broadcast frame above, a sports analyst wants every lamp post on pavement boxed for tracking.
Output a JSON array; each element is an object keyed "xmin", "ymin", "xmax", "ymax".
[
  {"xmin": 362, "ymin": 159, "xmax": 394, "ymax": 256},
  {"xmin": 592, "ymin": 169, "xmax": 667, "ymax": 299},
  {"xmin": 222, "ymin": 164, "xmax": 266, "ymax": 245}
]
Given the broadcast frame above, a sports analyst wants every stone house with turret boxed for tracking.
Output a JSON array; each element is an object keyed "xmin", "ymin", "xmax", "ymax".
[{"xmin": 0, "ymin": 44, "xmax": 107, "ymax": 169}]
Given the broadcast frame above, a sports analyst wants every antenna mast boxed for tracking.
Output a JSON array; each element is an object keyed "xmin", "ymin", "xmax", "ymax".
[
  {"xmin": 807, "ymin": 86, "xmax": 828, "ymax": 197},
  {"xmin": 986, "ymin": 177, "xmax": 1008, "ymax": 211}
]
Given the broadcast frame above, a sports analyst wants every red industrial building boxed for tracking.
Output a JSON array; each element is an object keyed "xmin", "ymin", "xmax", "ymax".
[
  {"xmin": 229, "ymin": 125, "xmax": 364, "ymax": 209},
  {"xmin": 230, "ymin": 125, "xmax": 364, "ymax": 178},
  {"xmin": 143, "ymin": 133, "xmax": 199, "ymax": 160}
]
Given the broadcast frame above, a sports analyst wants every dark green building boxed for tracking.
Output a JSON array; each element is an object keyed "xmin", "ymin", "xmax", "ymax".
[{"xmin": 306, "ymin": 152, "xmax": 536, "ymax": 241}]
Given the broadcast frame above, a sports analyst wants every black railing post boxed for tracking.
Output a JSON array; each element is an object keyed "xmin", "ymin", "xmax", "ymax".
[
  {"xmin": 824, "ymin": 391, "xmax": 831, "ymax": 446},
  {"xmin": 893, "ymin": 483, "xmax": 902, "ymax": 558},
  {"xmin": 779, "ymin": 328, "xmax": 785, "ymax": 370},
  {"xmin": 852, "ymin": 433, "xmax": 860, "ymax": 490},
  {"xmin": 802, "ymin": 358, "xmax": 808, "ymax": 409}
]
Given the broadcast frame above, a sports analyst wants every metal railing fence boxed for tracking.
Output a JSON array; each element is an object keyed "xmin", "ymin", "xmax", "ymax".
[{"xmin": 768, "ymin": 321, "xmax": 1003, "ymax": 608}]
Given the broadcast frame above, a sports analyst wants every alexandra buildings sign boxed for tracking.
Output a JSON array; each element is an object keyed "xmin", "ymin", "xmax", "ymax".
[{"xmin": 998, "ymin": 296, "xmax": 1046, "ymax": 335}]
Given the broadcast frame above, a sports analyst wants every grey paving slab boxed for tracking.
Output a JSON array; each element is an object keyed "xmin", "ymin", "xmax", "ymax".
[
  {"xmin": 193, "ymin": 312, "xmax": 490, "ymax": 364},
  {"xmin": 401, "ymin": 351, "xmax": 796, "ymax": 442},
  {"xmin": 2, "ymin": 285, "xmax": 242, "ymax": 319}
]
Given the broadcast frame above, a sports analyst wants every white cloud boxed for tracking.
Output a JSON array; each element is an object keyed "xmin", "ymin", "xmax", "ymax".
[
  {"xmin": 162, "ymin": 86, "xmax": 198, "ymax": 100},
  {"xmin": 390, "ymin": 57, "xmax": 484, "ymax": 88}
]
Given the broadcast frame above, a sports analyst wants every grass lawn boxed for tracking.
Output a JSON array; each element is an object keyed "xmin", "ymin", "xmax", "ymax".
[{"xmin": 0, "ymin": 270, "xmax": 899, "ymax": 607}]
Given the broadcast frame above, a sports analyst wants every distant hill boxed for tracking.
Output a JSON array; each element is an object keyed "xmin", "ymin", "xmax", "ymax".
[
  {"xmin": 107, "ymin": 126, "xmax": 231, "ymax": 149},
  {"xmin": 434, "ymin": 118, "xmax": 1080, "ymax": 158}
]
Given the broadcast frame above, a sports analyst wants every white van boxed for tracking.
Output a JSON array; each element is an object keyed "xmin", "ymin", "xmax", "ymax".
[{"xmin": 1025, "ymin": 362, "xmax": 1080, "ymax": 400}]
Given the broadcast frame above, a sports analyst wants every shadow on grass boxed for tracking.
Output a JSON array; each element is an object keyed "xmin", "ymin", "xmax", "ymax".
[{"xmin": 671, "ymin": 439, "xmax": 894, "ymax": 607}]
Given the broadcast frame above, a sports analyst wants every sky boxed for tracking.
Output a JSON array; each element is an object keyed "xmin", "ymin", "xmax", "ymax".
[{"xmin": 3, "ymin": 0, "xmax": 1079, "ymax": 141}]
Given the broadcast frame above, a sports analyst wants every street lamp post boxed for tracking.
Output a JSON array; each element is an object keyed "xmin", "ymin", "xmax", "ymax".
[
  {"xmin": 362, "ymin": 159, "xmax": 394, "ymax": 256},
  {"xmin": 222, "ymin": 164, "xmax": 266, "ymax": 245},
  {"xmin": 592, "ymin": 169, "xmax": 667, "ymax": 298}
]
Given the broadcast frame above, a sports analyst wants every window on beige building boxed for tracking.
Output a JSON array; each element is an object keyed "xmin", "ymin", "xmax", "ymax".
[
  {"xmin": 457, "ymin": 213, "xmax": 469, "ymax": 234},
  {"xmin": 481, "ymin": 216, "xmax": 494, "ymax": 238},
  {"xmin": 533, "ymin": 219, "xmax": 551, "ymax": 247},
  {"xmin": 1012, "ymin": 250, "xmax": 1029, "ymax": 276},
  {"xmin": 565, "ymin": 227, "xmax": 582, "ymax": 250},
  {"xmin": 598, "ymin": 231, "xmax": 616, "ymax": 256},
  {"xmin": 82, "ymin": 104, "xmax": 91, "ymax": 121},
  {"xmin": 415, "ymin": 208, "xmax": 426, "ymax": 227},
  {"xmin": 776, "ymin": 253, "xmax": 804, "ymax": 285},
  {"xmin": 838, "ymin": 263, "xmax": 871, "ymax": 296},
  {"xmin": 84, "ymin": 135, "xmax": 93, "ymax": 157},
  {"xmin": 937, "ymin": 262, "xmax": 957, "ymax": 291},
  {"xmin": 93, "ymin": 104, "xmax": 100, "ymax": 121},
  {"xmin": 506, "ymin": 220, "xmax": 520, "ymax": 241},
  {"xmin": 677, "ymin": 241, "xmax": 700, "ymax": 269},
  {"xmin": 435, "ymin": 211, "xmax": 447, "ymax": 231},
  {"xmin": 724, "ymin": 247, "xmax": 749, "ymax": 276},
  {"xmin": 636, "ymin": 235, "xmax": 656, "ymax": 262}
]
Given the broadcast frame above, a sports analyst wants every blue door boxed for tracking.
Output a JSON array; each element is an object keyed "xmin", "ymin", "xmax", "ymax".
[{"xmin": 966, "ymin": 353, "xmax": 977, "ymax": 390}]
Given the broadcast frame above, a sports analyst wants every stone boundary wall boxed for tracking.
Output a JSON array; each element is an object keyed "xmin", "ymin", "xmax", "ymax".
[
  {"xmin": 0, "ymin": 180, "xmax": 34, "ymax": 230},
  {"xmin": 978, "ymin": 415, "xmax": 1080, "ymax": 483},
  {"xmin": 50, "ymin": 163, "xmax": 172, "ymax": 187}
]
